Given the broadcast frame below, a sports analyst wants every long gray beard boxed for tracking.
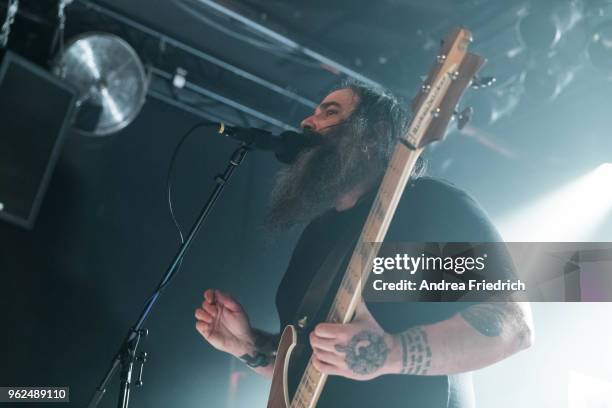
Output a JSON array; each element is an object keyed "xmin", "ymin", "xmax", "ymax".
[{"xmin": 265, "ymin": 125, "xmax": 377, "ymax": 231}]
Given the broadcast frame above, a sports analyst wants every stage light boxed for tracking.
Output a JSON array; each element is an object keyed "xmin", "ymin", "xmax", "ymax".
[
  {"xmin": 498, "ymin": 164, "xmax": 612, "ymax": 241},
  {"xmin": 582, "ymin": 0, "xmax": 612, "ymax": 77},
  {"xmin": 516, "ymin": 1, "xmax": 583, "ymax": 53},
  {"xmin": 517, "ymin": 7, "xmax": 562, "ymax": 52},
  {"xmin": 587, "ymin": 21, "xmax": 612, "ymax": 76},
  {"xmin": 53, "ymin": 33, "xmax": 148, "ymax": 136},
  {"xmin": 521, "ymin": 59, "xmax": 580, "ymax": 102}
]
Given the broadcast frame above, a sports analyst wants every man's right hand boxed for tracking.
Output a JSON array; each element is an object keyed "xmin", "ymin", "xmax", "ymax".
[{"xmin": 195, "ymin": 289, "xmax": 254, "ymax": 358}]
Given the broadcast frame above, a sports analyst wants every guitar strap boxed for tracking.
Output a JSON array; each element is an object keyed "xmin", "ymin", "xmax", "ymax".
[{"xmin": 292, "ymin": 216, "xmax": 365, "ymax": 331}]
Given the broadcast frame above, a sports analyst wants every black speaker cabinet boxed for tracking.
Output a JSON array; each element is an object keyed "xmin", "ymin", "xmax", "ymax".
[{"xmin": 0, "ymin": 52, "xmax": 77, "ymax": 229}]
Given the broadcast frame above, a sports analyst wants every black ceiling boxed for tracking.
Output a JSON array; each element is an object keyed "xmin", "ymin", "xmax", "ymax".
[{"xmin": 4, "ymin": 0, "xmax": 612, "ymax": 172}]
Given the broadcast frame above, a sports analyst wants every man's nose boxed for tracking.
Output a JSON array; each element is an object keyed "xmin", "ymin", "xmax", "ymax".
[{"xmin": 300, "ymin": 115, "xmax": 316, "ymax": 131}]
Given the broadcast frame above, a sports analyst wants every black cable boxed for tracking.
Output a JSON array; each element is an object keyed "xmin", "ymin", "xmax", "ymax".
[
  {"xmin": 158, "ymin": 121, "xmax": 218, "ymax": 293},
  {"xmin": 106, "ymin": 121, "xmax": 222, "ymax": 365}
]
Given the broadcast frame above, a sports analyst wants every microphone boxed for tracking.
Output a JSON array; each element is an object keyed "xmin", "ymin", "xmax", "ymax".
[{"xmin": 216, "ymin": 124, "xmax": 324, "ymax": 164}]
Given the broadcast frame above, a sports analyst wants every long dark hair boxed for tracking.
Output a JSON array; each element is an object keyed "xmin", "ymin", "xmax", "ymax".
[{"xmin": 336, "ymin": 79, "xmax": 426, "ymax": 178}]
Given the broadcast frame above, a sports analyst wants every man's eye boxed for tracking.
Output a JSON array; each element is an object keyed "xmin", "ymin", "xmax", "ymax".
[{"xmin": 325, "ymin": 110, "xmax": 339, "ymax": 116}]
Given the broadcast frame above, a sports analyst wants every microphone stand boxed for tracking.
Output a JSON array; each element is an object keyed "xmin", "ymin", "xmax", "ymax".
[{"xmin": 87, "ymin": 142, "xmax": 251, "ymax": 408}]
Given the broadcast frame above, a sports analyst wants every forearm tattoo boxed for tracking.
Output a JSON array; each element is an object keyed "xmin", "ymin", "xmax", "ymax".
[
  {"xmin": 460, "ymin": 303, "xmax": 509, "ymax": 337},
  {"xmin": 239, "ymin": 352, "xmax": 272, "ymax": 368},
  {"xmin": 239, "ymin": 329, "xmax": 279, "ymax": 368},
  {"xmin": 398, "ymin": 327, "xmax": 432, "ymax": 375},
  {"xmin": 334, "ymin": 330, "xmax": 389, "ymax": 375},
  {"xmin": 253, "ymin": 329, "xmax": 280, "ymax": 353}
]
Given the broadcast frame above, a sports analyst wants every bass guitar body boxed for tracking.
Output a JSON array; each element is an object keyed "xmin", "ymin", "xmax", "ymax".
[{"xmin": 267, "ymin": 325, "xmax": 313, "ymax": 408}]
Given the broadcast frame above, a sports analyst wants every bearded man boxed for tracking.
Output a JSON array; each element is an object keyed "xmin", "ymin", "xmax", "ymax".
[{"xmin": 194, "ymin": 81, "xmax": 533, "ymax": 408}]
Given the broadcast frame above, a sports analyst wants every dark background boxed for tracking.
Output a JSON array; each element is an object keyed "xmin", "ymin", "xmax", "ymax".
[
  {"xmin": 1, "ymin": 0, "xmax": 611, "ymax": 407},
  {"xmin": 0, "ymin": 96, "xmax": 299, "ymax": 407}
]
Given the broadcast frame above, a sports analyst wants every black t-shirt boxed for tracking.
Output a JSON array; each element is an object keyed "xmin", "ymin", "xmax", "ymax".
[{"xmin": 275, "ymin": 176, "xmax": 512, "ymax": 408}]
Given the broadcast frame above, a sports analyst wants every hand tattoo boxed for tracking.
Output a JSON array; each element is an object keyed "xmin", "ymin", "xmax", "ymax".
[
  {"xmin": 399, "ymin": 327, "xmax": 432, "ymax": 375},
  {"xmin": 334, "ymin": 330, "xmax": 389, "ymax": 375}
]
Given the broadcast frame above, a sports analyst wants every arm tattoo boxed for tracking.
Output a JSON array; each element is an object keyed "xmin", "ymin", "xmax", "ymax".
[
  {"xmin": 460, "ymin": 303, "xmax": 509, "ymax": 337},
  {"xmin": 253, "ymin": 329, "xmax": 280, "ymax": 353},
  {"xmin": 239, "ymin": 352, "xmax": 271, "ymax": 368},
  {"xmin": 239, "ymin": 329, "xmax": 279, "ymax": 368},
  {"xmin": 334, "ymin": 330, "xmax": 389, "ymax": 375},
  {"xmin": 399, "ymin": 327, "xmax": 432, "ymax": 375}
]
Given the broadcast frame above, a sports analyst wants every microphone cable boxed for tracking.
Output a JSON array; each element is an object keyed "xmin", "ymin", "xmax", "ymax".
[{"xmin": 160, "ymin": 121, "xmax": 218, "ymax": 293}]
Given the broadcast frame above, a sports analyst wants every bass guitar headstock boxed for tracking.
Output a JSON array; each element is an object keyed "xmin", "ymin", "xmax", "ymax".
[{"xmin": 404, "ymin": 27, "xmax": 486, "ymax": 149}]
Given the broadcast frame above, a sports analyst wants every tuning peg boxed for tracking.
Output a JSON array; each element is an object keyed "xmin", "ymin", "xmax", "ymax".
[
  {"xmin": 471, "ymin": 76, "xmax": 496, "ymax": 89},
  {"xmin": 453, "ymin": 107, "xmax": 473, "ymax": 130}
]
